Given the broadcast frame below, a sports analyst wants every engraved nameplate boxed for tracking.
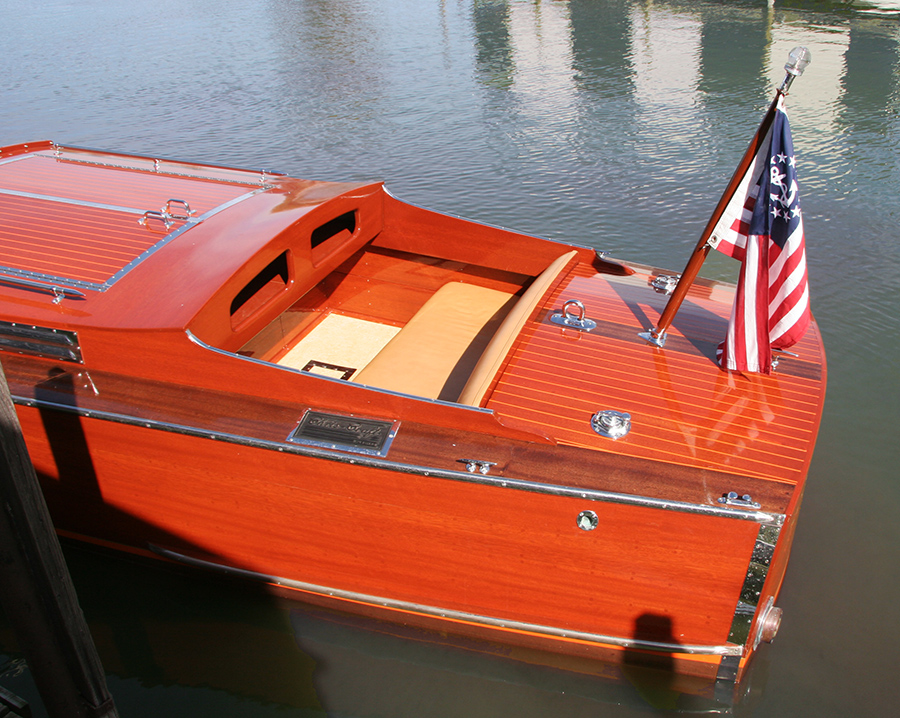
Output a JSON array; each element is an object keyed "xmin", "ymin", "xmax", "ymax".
[{"xmin": 288, "ymin": 410, "xmax": 399, "ymax": 457}]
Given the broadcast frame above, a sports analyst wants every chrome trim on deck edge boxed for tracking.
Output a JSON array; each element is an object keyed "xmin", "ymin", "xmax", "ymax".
[{"xmin": 12, "ymin": 393, "xmax": 784, "ymax": 527}]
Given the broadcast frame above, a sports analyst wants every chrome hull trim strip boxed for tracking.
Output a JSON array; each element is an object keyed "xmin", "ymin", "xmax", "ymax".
[
  {"xmin": 725, "ymin": 524, "xmax": 781, "ymax": 647},
  {"xmin": 152, "ymin": 545, "xmax": 743, "ymax": 657},
  {"xmin": 13, "ymin": 393, "xmax": 784, "ymax": 527}
]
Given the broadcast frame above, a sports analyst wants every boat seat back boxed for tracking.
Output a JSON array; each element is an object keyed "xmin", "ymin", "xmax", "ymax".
[{"xmin": 457, "ymin": 250, "xmax": 577, "ymax": 407}]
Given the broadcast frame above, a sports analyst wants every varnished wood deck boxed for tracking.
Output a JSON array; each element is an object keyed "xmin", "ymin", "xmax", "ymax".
[
  {"xmin": 0, "ymin": 148, "xmax": 257, "ymax": 286},
  {"xmin": 486, "ymin": 261, "xmax": 825, "ymax": 483}
]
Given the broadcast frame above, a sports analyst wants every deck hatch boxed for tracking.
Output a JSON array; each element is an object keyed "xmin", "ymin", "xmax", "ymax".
[
  {"xmin": 0, "ymin": 321, "xmax": 81, "ymax": 362},
  {"xmin": 0, "ymin": 151, "xmax": 262, "ymax": 294},
  {"xmin": 288, "ymin": 410, "xmax": 399, "ymax": 457}
]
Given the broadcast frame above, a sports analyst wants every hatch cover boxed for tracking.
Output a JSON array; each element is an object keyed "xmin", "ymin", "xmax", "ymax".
[{"xmin": 0, "ymin": 150, "xmax": 261, "ymax": 292}]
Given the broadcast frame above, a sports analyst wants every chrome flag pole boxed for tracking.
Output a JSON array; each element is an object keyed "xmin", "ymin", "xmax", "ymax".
[{"xmin": 639, "ymin": 46, "xmax": 811, "ymax": 349}]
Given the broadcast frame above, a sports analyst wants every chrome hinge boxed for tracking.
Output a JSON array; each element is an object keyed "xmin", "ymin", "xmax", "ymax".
[{"xmin": 650, "ymin": 274, "xmax": 680, "ymax": 294}]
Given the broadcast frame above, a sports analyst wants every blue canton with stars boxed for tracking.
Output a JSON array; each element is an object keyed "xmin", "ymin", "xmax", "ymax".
[{"xmin": 748, "ymin": 108, "xmax": 801, "ymax": 250}]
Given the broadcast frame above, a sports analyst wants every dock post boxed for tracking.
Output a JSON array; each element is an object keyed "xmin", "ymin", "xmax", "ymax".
[{"xmin": 0, "ymin": 361, "xmax": 118, "ymax": 718}]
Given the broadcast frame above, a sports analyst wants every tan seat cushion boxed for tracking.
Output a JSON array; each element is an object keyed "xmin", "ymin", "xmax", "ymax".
[{"xmin": 351, "ymin": 282, "xmax": 516, "ymax": 400}]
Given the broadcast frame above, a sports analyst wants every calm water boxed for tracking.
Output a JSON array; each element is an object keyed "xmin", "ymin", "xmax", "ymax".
[{"xmin": 1, "ymin": 0, "xmax": 898, "ymax": 715}]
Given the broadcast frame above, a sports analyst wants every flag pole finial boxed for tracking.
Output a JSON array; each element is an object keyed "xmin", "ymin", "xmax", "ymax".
[
  {"xmin": 640, "ymin": 46, "xmax": 811, "ymax": 350},
  {"xmin": 780, "ymin": 46, "xmax": 811, "ymax": 93}
]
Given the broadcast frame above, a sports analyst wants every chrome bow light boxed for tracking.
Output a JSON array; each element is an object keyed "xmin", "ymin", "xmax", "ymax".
[{"xmin": 780, "ymin": 46, "xmax": 811, "ymax": 92}]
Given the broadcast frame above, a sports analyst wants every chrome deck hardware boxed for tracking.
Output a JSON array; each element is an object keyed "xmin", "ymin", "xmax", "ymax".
[
  {"xmin": 650, "ymin": 274, "xmax": 680, "ymax": 294},
  {"xmin": 458, "ymin": 459, "xmax": 496, "ymax": 475},
  {"xmin": 753, "ymin": 597, "xmax": 783, "ymax": 647},
  {"xmin": 0, "ymin": 275, "xmax": 86, "ymax": 305},
  {"xmin": 717, "ymin": 492, "xmax": 761, "ymax": 509},
  {"xmin": 549, "ymin": 299, "xmax": 596, "ymax": 332},
  {"xmin": 139, "ymin": 198, "xmax": 194, "ymax": 229},
  {"xmin": 638, "ymin": 326, "xmax": 667, "ymax": 348},
  {"xmin": 163, "ymin": 198, "xmax": 194, "ymax": 220},
  {"xmin": 0, "ymin": 320, "xmax": 82, "ymax": 360},
  {"xmin": 590, "ymin": 410, "xmax": 631, "ymax": 440},
  {"xmin": 138, "ymin": 210, "xmax": 173, "ymax": 229},
  {"xmin": 771, "ymin": 348, "xmax": 800, "ymax": 371},
  {"xmin": 576, "ymin": 510, "xmax": 599, "ymax": 531}
]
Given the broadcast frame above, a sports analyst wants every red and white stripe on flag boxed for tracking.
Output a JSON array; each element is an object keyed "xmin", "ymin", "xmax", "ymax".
[{"xmin": 708, "ymin": 96, "xmax": 810, "ymax": 374}]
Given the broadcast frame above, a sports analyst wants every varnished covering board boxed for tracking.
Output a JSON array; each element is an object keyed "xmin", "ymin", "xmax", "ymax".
[{"xmin": 0, "ymin": 354, "xmax": 793, "ymax": 514}]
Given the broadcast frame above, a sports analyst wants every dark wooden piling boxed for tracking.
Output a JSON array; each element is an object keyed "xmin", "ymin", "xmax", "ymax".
[{"xmin": 0, "ymin": 361, "xmax": 118, "ymax": 718}]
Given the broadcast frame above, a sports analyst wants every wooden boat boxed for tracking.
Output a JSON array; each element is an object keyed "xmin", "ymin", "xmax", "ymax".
[{"xmin": 0, "ymin": 140, "xmax": 825, "ymax": 699}]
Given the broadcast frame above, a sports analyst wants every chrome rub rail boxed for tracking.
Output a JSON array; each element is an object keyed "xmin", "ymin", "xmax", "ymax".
[
  {"xmin": 151, "ymin": 545, "xmax": 744, "ymax": 657},
  {"xmin": 12, "ymin": 393, "xmax": 785, "ymax": 527}
]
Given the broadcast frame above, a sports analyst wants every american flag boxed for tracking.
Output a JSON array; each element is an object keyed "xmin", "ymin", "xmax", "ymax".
[{"xmin": 708, "ymin": 96, "xmax": 810, "ymax": 374}]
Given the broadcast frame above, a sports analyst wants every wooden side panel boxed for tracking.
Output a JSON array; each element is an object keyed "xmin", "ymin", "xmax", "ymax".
[
  {"xmin": 341, "ymin": 246, "xmax": 531, "ymax": 294},
  {"xmin": 378, "ymin": 193, "xmax": 596, "ymax": 276},
  {"xmin": 18, "ymin": 406, "xmax": 760, "ymax": 649}
]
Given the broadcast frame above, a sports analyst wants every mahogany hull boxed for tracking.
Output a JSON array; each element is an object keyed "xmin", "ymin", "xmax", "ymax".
[
  {"xmin": 13, "ymin": 394, "xmax": 785, "ymax": 689},
  {"xmin": 0, "ymin": 142, "xmax": 826, "ymax": 697}
]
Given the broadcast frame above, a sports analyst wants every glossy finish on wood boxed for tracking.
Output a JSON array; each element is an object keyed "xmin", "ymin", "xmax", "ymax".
[
  {"xmin": 487, "ymin": 263, "xmax": 825, "ymax": 482},
  {"xmin": 0, "ymin": 143, "xmax": 261, "ymax": 289},
  {"xmin": 0, "ymin": 142, "xmax": 827, "ymax": 689}
]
